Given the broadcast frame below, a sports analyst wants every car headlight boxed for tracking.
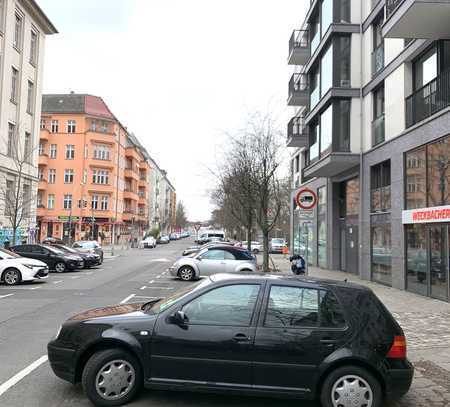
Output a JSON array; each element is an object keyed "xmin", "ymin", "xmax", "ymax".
[
  {"xmin": 55, "ymin": 325, "xmax": 62, "ymax": 339},
  {"xmin": 24, "ymin": 264, "xmax": 35, "ymax": 269}
]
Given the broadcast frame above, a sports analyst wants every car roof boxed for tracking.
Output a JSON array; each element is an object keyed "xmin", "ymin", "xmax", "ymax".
[{"xmin": 209, "ymin": 273, "xmax": 371, "ymax": 291}]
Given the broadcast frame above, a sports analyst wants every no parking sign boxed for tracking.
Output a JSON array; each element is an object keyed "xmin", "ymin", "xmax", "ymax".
[{"xmin": 295, "ymin": 188, "xmax": 318, "ymax": 211}]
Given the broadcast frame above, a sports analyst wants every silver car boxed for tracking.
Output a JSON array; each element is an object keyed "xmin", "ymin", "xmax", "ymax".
[{"xmin": 169, "ymin": 245, "xmax": 257, "ymax": 281}]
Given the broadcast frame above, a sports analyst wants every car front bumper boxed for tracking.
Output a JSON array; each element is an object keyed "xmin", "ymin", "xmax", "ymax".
[
  {"xmin": 34, "ymin": 267, "xmax": 49, "ymax": 279},
  {"xmin": 68, "ymin": 260, "xmax": 84, "ymax": 269},
  {"xmin": 47, "ymin": 340, "xmax": 77, "ymax": 384}
]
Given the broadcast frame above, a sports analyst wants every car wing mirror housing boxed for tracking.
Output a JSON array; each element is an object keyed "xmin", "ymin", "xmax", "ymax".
[{"xmin": 170, "ymin": 310, "xmax": 188, "ymax": 326}]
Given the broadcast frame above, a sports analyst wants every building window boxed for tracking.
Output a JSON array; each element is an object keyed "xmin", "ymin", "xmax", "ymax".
[
  {"xmin": 101, "ymin": 195, "xmax": 108, "ymax": 210},
  {"xmin": 22, "ymin": 184, "xmax": 31, "ymax": 217},
  {"xmin": 320, "ymin": 44, "xmax": 333, "ymax": 97},
  {"xmin": 91, "ymin": 195, "xmax": 99, "ymax": 210},
  {"xmin": 24, "ymin": 132, "xmax": 31, "ymax": 162},
  {"xmin": 90, "ymin": 120, "xmax": 97, "ymax": 131},
  {"xmin": 26, "ymin": 81, "xmax": 34, "ymax": 114},
  {"xmin": 50, "ymin": 144, "xmax": 57, "ymax": 159},
  {"xmin": 4, "ymin": 180, "xmax": 14, "ymax": 215},
  {"xmin": 7, "ymin": 123, "xmax": 15, "ymax": 157},
  {"xmin": 51, "ymin": 120, "xmax": 59, "ymax": 133},
  {"xmin": 371, "ymin": 220, "xmax": 392, "ymax": 286},
  {"xmin": 38, "ymin": 168, "xmax": 43, "ymax": 181},
  {"xmin": 317, "ymin": 186, "xmax": 327, "ymax": 269},
  {"xmin": 13, "ymin": 13, "xmax": 22, "ymax": 50},
  {"xmin": 92, "ymin": 169, "xmax": 109, "ymax": 185},
  {"xmin": 67, "ymin": 120, "xmax": 76, "ymax": 133},
  {"xmin": 93, "ymin": 144, "xmax": 111, "ymax": 160},
  {"xmin": 83, "ymin": 169, "xmax": 87, "ymax": 184},
  {"xmin": 427, "ymin": 137, "xmax": 450, "ymax": 207},
  {"xmin": 47, "ymin": 194, "xmax": 55, "ymax": 209},
  {"xmin": 40, "ymin": 118, "xmax": 46, "ymax": 129},
  {"xmin": 346, "ymin": 177, "xmax": 360, "ymax": 216},
  {"xmin": 405, "ymin": 224, "xmax": 427, "ymax": 296},
  {"xmin": 372, "ymin": 85, "xmax": 385, "ymax": 146},
  {"xmin": 101, "ymin": 121, "xmax": 108, "ymax": 133},
  {"xmin": 405, "ymin": 146, "xmax": 426, "ymax": 209},
  {"xmin": 334, "ymin": 100, "xmax": 351, "ymax": 151},
  {"xmin": 372, "ymin": 17, "xmax": 384, "ymax": 76},
  {"xmin": 64, "ymin": 169, "xmax": 74, "ymax": 184},
  {"xmin": 371, "ymin": 160, "xmax": 390, "ymax": 213},
  {"xmin": 48, "ymin": 169, "xmax": 56, "ymax": 184},
  {"xmin": 37, "ymin": 191, "xmax": 43, "ymax": 207},
  {"xmin": 320, "ymin": 104, "xmax": 332, "ymax": 156},
  {"xmin": 63, "ymin": 194, "xmax": 72, "ymax": 210},
  {"xmin": 65, "ymin": 144, "xmax": 75, "ymax": 159},
  {"xmin": 10, "ymin": 67, "xmax": 18, "ymax": 102},
  {"xmin": 0, "ymin": 1, "xmax": 4, "ymax": 32},
  {"xmin": 38, "ymin": 142, "xmax": 44, "ymax": 156},
  {"xmin": 30, "ymin": 30, "xmax": 38, "ymax": 65}
]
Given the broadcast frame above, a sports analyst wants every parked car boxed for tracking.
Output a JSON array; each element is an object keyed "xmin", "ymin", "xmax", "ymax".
[
  {"xmin": 42, "ymin": 237, "xmax": 65, "ymax": 245},
  {"xmin": 157, "ymin": 235, "xmax": 170, "ymax": 244},
  {"xmin": 169, "ymin": 245, "xmax": 257, "ymax": 281},
  {"xmin": 169, "ymin": 233, "xmax": 178, "ymax": 241},
  {"xmin": 241, "ymin": 241, "xmax": 263, "ymax": 254},
  {"xmin": 269, "ymin": 238, "xmax": 287, "ymax": 253},
  {"xmin": 51, "ymin": 244, "xmax": 101, "ymax": 268},
  {"xmin": 182, "ymin": 241, "xmax": 234, "ymax": 256},
  {"xmin": 10, "ymin": 244, "xmax": 84, "ymax": 273},
  {"xmin": 73, "ymin": 241, "xmax": 104, "ymax": 263},
  {"xmin": 139, "ymin": 236, "xmax": 156, "ymax": 249},
  {"xmin": 48, "ymin": 274, "xmax": 413, "ymax": 407},
  {"xmin": 0, "ymin": 248, "xmax": 49, "ymax": 285}
]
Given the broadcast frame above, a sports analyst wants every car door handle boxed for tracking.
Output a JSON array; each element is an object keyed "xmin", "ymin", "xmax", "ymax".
[
  {"xmin": 320, "ymin": 338, "xmax": 337, "ymax": 347},
  {"xmin": 233, "ymin": 333, "xmax": 251, "ymax": 342}
]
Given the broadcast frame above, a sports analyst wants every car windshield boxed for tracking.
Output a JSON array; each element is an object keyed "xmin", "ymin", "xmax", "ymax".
[
  {"xmin": 145, "ymin": 279, "xmax": 211, "ymax": 315},
  {"xmin": 0, "ymin": 248, "xmax": 21, "ymax": 259},
  {"xmin": 272, "ymin": 239, "xmax": 285, "ymax": 244},
  {"xmin": 45, "ymin": 245, "xmax": 65, "ymax": 255},
  {"xmin": 56, "ymin": 245, "xmax": 77, "ymax": 254}
]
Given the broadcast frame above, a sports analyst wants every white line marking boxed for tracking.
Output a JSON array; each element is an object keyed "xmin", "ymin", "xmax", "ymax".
[
  {"xmin": 29, "ymin": 286, "xmax": 41, "ymax": 290},
  {"xmin": 134, "ymin": 295, "xmax": 158, "ymax": 299},
  {"xmin": 85, "ymin": 272, "xmax": 93, "ymax": 275},
  {"xmin": 150, "ymin": 258, "xmax": 170, "ymax": 262},
  {"xmin": 52, "ymin": 280, "xmax": 63, "ymax": 285},
  {"xmin": 146, "ymin": 286, "xmax": 173, "ymax": 290},
  {"xmin": 0, "ymin": 355, "xmax": 48, "ymax": 397},
  {"xmin": 139, "ymin": 286, "xmax": 147, "ymax": 290},
  {"xmin": 0, "ymin": 294, "xmax": 14, "ymax": 299},
  {"xmin": 71, "ymin": 276, "xmax": 81, "ymax": 279},
  {"xmin": 148, "ymin": 280, "xmax": 154, "ymax": 284},
  {"xmin": 156, "ymin": 275, "xmax": 161, "ymax": 279},
  {"xmin": 120, "ymin": 294, "xmax": 136, "ymax": 304}
]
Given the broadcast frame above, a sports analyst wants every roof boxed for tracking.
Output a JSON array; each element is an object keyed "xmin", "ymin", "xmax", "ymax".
[
  {"xmin": 209, "ymin": 273, "xmax": 370, "ymax": 291},
  {"xmin": 22, "ymin": 0, "xmax": 58, "ymax": 34},
  {"xmin": 42, "ymin": 94, "xmax": 116, "ymax": 120}
]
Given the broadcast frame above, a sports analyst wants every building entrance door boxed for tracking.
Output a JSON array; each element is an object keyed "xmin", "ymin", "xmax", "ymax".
[
  {"xmin": 346, "ymin": 223, "xmax": 359, "ymax": 274},
  {"xmin": 340, "ymin": 221, "xmax": 346, "ymax": 272},
  {"xmin": 429, "ymin": 225, "xmax": 449, "ymax": 301}
]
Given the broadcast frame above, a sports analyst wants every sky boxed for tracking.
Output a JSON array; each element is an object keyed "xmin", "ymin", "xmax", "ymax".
[{"xmin": 39, "ymin": 0, "xmax": 307, "ymax": 221}]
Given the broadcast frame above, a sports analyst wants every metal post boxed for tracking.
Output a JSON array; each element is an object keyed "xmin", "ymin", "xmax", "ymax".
[
  {"xmin": 111, "ymin": 222, "xmax": 115, "ymax": 256},
  {"xmin": 304, "ymin": 221, "xmax": 309, "ymax": 276}
]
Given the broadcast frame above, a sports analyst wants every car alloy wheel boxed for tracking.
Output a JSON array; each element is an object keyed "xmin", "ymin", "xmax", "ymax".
[
  {"xmin": 55, "ymin": 262, "xmax": 66, "ymax": 273},
  {"xmin": 331, "ymin": 375, "xmax": 373, "ymax": 407},
  {"xmin": 95, "ymin": 359, "xmax": 136, "ymax": 401},
  {"xmin": 179, "ymin": 267, "xmax": 194, "ymax": 281},
  {"xmin": 3, "ymin": 269, "xmax": 21, "ymax": 285}
]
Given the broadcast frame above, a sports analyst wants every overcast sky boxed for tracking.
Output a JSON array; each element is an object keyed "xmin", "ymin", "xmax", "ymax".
[{"xmin": 39, "ymin": 0, "xmax": 306, "ymax": 221}]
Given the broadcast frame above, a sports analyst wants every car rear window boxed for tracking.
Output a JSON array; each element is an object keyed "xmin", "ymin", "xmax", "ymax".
[
  {"xmin": 232, "ymin": 249, "xmax": 254, "ymax": 261},
  {"xmin": 264, "ymin": 285, "xmax": 346, "ymax": 328}
]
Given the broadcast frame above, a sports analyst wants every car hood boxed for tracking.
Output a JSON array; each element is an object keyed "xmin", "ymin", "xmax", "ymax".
[{"xmin": 69, "ymin": 303, "xmax": 149, "ymax": 322}]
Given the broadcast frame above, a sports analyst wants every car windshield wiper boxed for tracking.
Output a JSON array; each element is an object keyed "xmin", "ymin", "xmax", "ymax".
[{"xmin": 141, "ymin": 298, "xmax": 163, "ymax": 311}]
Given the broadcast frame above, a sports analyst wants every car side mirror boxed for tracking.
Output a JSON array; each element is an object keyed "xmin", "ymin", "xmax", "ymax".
[{"xmin": 170, "ymin": 310, "xmax": 187, "ymax": 326}]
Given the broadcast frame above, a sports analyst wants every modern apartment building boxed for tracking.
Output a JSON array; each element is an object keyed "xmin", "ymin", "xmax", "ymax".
[
  {"xmin": 0, "ymin": 0, "xmax": 56, "ymax": 245},
  {"xmin": 37, "ymin": 93, "xmax": 164, "ymax": 244},
  {"xmin": 288, "ymin": 0, "xmax": 450, "ymax": 302}
]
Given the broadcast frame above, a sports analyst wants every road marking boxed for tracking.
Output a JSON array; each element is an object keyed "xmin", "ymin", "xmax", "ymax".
[
  {"xmin": 29, "ymin": 286, "xmax": 41, "ymax": 290},
  {"xmin": 0, "ymin": 355, "xmax": 48, "ymax": 397},
  {"xmin": 120, "ymin": 294, "xmax": 135, "ymax": 304},
  {"xmin": 134, "ymin": 295, "xmax": 158, "ymax": 300},
  {"xmin": 156, "ymin": 275, "xmax": 161, "ymax": 279},
  {"xmin": 148, "ymin": 280, "xmax": 154, "ymax": 284},
  {"xmin": 139, "ymin": 286, "xmax": 146, "ymax": 290},
  {"xmin": 52, "ymin": 280, "xmax": 63, "ymax": 285},
  {"xmin": 0, "ymin": 294, "xmax": 14, "ymax": 299},
  {"xmin": 85, "ymin": 272, "xmax": 93, "ymax": 275},
  {"xmin": 146, "ymin": 286, "xmax": 173, "ymax": 290},
  {"xmin": 71, "ymin": 276, "xmax": 81, "ymax": 279},
  {"xmin": 150, "ymin": 258, "xmax": 171, "ymax": 262}
]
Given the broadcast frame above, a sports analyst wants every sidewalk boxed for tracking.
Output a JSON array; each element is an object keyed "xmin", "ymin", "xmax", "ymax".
[{"xmin": 265, "ymin": 254, "xmax": 450, "ymax": 406}]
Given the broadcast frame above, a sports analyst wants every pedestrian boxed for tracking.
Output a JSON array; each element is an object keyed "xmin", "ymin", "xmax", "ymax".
[
  {"xmin": 282, "ymin": 245, "xmax": 289, "ymax": 259},
  {"xmin": 289, "ymin": 253, "xmax": 305, "ymax": 275}
]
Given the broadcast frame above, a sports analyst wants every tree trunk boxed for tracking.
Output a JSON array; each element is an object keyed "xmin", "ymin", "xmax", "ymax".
[
  {"xmin": 12, "ymin": 226, "xmax": 17, "ymax": 246},
  {"xmin": 246, "ymin": 211, "xmax": 253, "ymax": 252},
  {"xmin": 262, "ymin": 230, "xmax": 269, "ymax": 272}
]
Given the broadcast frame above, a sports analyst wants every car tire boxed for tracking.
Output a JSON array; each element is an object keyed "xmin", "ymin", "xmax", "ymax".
[
  {"xmin": 320, "ymin": 366, "xmax": 382, "ymax": 407},
  {"xmin": 54, "ymin": 262, "xmax": 66, "ymax": 273},
  {"xmin": 178, "ymin": 266, "xmax": 195, "ymax": 281},
  {"xmin": 82, "ymin": 348, "xmax": 143, "ymax": 407},
  {"xmin": 2, "ymin": 268, "xmax": 22, "ymax": 285},
  {"xmin": 252, "ymin": 249, "xmax": 259, "ymax": 254}
]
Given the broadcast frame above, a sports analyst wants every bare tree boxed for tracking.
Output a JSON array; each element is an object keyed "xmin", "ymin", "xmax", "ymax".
[
  {"xmin": 175, "ymin": 201, "xmax": 188, "ymax": 229},
  {"xmin": 0, "ymin": 124, "xmax": 37, "ymax": 245}
]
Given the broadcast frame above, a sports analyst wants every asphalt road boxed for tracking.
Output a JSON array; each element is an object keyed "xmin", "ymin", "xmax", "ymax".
[{"xmin": 0, "ymin": 239, "xmax": 317, "ymax": 407}]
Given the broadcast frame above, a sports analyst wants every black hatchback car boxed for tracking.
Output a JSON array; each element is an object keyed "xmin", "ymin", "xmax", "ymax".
[
  {"xmin": 51, "ymin": 244, "xmax": 101, "ymax": 268},
  {"xmin": 10, "ymin": 244, "xmax": 84, "ymax": 273},
  {"xmin": 48, "ymin": 274, "xmax": 413, "ymax": 407}
]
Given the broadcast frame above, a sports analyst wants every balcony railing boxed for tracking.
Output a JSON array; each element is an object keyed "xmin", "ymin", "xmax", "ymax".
[
  {"xmin": 288, "ymin": 115, "xmax": 307, "ymax": 139},
  {"xmin": 372, "ymin": 42, "xmax": 384, "ymax": 77},
  {"xmin": 386, "ymin": 0, "xmax": 405, "ymax": 17},
  {"xmin": 406, "ymin": 69, "xmax": 450, "ymax": 128},
  {"xmin": 289, "ymin": 29, "xmax": 309, "ymax": 60},
  {"xmin": 288, "ymin": 73, "xmax": 309, "ymax": 106},
  {"xmin": 372, "ymin": 114, "xmax": 385, "ymax": 146}
]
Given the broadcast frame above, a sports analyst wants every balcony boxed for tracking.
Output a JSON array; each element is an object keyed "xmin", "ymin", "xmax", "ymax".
[
  {"xmin": 38, "ymin": 179, "xmax": 47, "ymax": 190},
  {"xmin": 288, "ymin": 30, "xmax": 310, "ymax": 66},
  {"xmin": 123, "ymin": 210, "xmax": 136, "ymax": 222},
  {"xmin": 125, "ymin": 147, "xmax": 141, "ymax": 161},
  {"xmin": 124, "ymin": 190, "xmax": 139, "ymax": 201},
  {"xmin": 124, "ymin": 168, "xmax": 139, "ymax": 181},
  {"xmin": 38, "ymin": 153, "xmax": 48, "ymax": 166},
  {"xmin": 287, "ymin": 115, "xmax": 308, "ymax": 148},
  {"xmin": 371, "ymin": 43, "xmax": 384, "ymax": 77},
  {"xmin": 287, "ymin": 73, "xmax": 309, "ymax": 107},
  {"xmin": 40, "ymin": 131, "xmax": 49, "ymax": 142},
  {"xmin": 406, "ymin": 69, "xmax": 450, "ymax": 128},
  {"xmin": 303, "ymin": 152, "xmax": 360, "ymax": 179},
  {"xmin": 383, "ymin": 0, "xmax": 450, "ymax": 39},
  {"xmin": 372, "ymin": 114, "xmax": 385, "ymax": 146}
]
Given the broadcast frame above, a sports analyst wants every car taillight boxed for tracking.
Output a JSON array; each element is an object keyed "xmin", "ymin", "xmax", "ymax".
[{"xmin": 387, "ymin": 335, "xmax": 407, "ymax": 359}]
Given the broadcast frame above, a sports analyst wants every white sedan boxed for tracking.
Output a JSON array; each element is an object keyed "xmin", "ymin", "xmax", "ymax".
[
  {"xmin": 139, "ymin": 236, "xmax": 157, "ymax": 249},
  {"xmin": 0, "ymin": 248, "xmax": 49, "ymax": 285}
]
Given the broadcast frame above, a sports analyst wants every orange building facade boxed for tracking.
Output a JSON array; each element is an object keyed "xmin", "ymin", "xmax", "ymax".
[{"xmin": 36, "ymin": 94, "xmax": 151, "ymax": 244}]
